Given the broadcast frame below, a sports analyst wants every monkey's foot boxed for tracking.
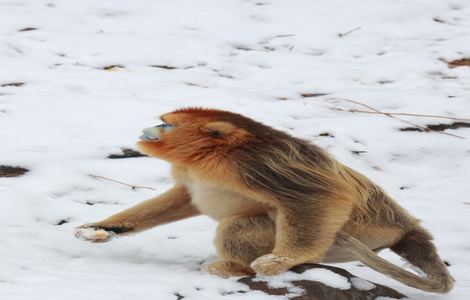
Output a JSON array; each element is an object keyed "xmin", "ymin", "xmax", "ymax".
[
  {"xmin": 74, "ymin": 223, "xmax": 132, "ymax": 243},
  {"xmin": 74, "ymin": 225, "xmax": 116, "ymax": 243},
  {"xmin": 75, "ymin": 224, "xmax": 133, "ymax": 242},
  {"xmin": 250, "ymin": 254, "xmax": 298, "ymax": 276},
  {"xmin": 203, "ymin": 261, "xmax": 255, "ymax": 278}
]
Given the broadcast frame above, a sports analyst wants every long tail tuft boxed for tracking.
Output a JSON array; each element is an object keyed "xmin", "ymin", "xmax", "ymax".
[
  {"xmin": 336, "ymin": 230, "xmax": 454, "ymax": 293},
  {"xmin": 390, "ymin": 229, "xmax": 454, "ymax": 293}
]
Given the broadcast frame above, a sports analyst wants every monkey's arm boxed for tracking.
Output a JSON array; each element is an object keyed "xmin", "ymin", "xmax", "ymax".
[
  {"xmin": 251, "ymin": 194, "xmax": 354, "ymax": 275},
  {"xmin": 75, "ymin": 186, "xmax": 200, "ymax": 242}
]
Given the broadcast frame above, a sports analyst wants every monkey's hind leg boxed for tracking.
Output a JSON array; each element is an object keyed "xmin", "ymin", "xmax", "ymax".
[
  {"xmin": 203, "ymin": 261, "xmax": 255, "ymax": 278},
  {"xmin": 206, "ymin": 215, "xmax": 275, "ymax": 277}
]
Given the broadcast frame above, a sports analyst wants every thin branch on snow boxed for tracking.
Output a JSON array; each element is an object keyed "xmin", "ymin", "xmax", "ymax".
[
  {"xmin": 329, "ymin": 107, "xmax": 470, "ymax": 122},
  {"xmin": 338, "ymin": 27, "xmax": 362, "ymax": 37},
  {"xmin": 88, "ymin": 174, "xmax": 157, "ymax": 191},
  {"xmin": 328, "ymin": 97, "xmax": 465, "ymax": 139}
]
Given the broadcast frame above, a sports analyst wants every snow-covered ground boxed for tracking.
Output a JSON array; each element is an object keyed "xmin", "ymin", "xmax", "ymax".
[{"xmin": 1, "ymin": 0, "xmax": 470, "ymax": 299}]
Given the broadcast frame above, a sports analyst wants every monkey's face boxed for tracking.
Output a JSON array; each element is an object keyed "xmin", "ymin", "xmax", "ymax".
[{"xmin": 137, "ymin": 108, "xmax": 254, "ymax": 166}]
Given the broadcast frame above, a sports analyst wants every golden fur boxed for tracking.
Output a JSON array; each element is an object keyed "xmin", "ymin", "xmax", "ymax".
[{"xmin": 76, "ymin": 107, "xmax": 454, "ymax": 293}]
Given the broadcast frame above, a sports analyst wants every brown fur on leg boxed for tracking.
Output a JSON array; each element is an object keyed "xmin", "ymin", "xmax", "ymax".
[
  {"xmin": 214, "ymin": 215, "xmax": 275, "ymax": 268},
  {"xmin": 204, "ymin": 261, "xmax": 255, "ymax": 278}
]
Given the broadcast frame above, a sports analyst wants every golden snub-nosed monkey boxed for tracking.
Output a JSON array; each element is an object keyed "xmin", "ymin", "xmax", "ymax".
[{"xmin": 75, "ymin": 108, "xmax": 454, "ymax": 294}]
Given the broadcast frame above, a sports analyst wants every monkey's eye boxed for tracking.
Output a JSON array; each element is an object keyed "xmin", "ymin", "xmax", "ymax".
[
  {"xmin": 210, "ymin": 130, "xmax": 221, "ymax": 138},
  {"xmin": 155, "ymin": 123, "xmax": 174, "ymax": 132}
]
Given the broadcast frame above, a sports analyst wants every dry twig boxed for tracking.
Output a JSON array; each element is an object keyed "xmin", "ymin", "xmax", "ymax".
[
  {"xmin": 338, "ymin": 27, "xmax": 362, "ymax": 37},
  {"xmin": 328, "ymin": 97, "xmax": 465, "ymax": 139},
  {"xmin": 330, "ymin": 107, "xmax": 470, "ymax": 122},
  {"xmin": 88, "ymin": 174, "xmax": 156, "ymax": 191}
]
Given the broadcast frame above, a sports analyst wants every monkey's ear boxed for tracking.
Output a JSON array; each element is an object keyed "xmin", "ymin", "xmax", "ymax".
[{"xmin": 201, "ymin": 121, "xmax": 237, "ymax": 138}]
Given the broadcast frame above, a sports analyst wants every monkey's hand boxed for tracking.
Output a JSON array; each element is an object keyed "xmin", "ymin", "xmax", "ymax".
[
  {"xmin": 250, "ymin": 254, "xmax": 298, "ymax": 276},
  {"xmin": 74, "ymin": 224, "xmax": 131, "ymax": 243}
]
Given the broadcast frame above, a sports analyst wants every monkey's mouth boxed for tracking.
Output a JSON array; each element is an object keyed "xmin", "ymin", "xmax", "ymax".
[
  {"xmin": 139, "ymin": 123, "xmax": 173, "ymax": 141},
  {"xmin": 140, "ymin": 127, "xmax": 161, "ymax": 141}
]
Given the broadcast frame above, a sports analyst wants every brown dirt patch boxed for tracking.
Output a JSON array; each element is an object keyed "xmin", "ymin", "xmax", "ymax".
[
  {"xmin": 447, "ymin": 58, "xmax": 470, "ymax": 68},
  {"xmin": 1, "ymin": 82, "xmax": 25, "ymax": 87},
  {"xmin": 239, "ymin": 264, "xmax": 405, "ymax": 299},
  {"xmin": 0, "ymin": 165, "xmax": 29, "ymax": 177},
  {"xmin": 300, "ymin": 92, "xmax": 328, "ymax": 98},
  {"xmin": 400, "ymin": 121, "xmax": 470, "ymax": 132},
  {"xmin": 107, "ymin": 148, "xmax": 147, "ymax": 159}
]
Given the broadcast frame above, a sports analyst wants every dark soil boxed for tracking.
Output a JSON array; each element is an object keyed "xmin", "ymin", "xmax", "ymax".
[
  {"xmin": 300, "ymin": 92, "xmax": 328, "ymax": 98},
  {"xmin": 107, "ymin": 148, "xmax": 147, "ymax": 159},
  {"xmin": 400, "ymin": 121, "xmax": 470, "ymax": 132},
  {"xmin": 239, "ymin": 264, "xmax": 406, "ymax": 300},
  {"xmin": 102, "ymin": 65, "xmax": 125, "ymax": 70},
  {"xmin": 447, "ymin": 58, "xmax": 470, "ymax": 68},
  {"xmin": 0, "ymin": 165, "xmax": 29, "ymax": 177},
  {"xmin": 19, "ymin": 27, "xmax": 38, "ymax": 32},
  {"xmin": 1, "ymin": 82, "xmax": 25, "ymax": 87}
]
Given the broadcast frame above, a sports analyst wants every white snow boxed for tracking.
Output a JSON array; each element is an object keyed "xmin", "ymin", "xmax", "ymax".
[
  {"xmin": 1, "ymin": 0, "xmax": 470, "ymax": 299},
  {"xmin": 255, "ymin": 269, "xmax": 351, "ymax": 290},
  {"xmin": 351, "ymin": 277, "xmax": 376, "ymax": 291}
]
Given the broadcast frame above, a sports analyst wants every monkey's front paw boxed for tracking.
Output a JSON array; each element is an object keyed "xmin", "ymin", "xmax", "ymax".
[
  {"xmin": 74, "ymin": 223, "xmax": 133, "ymax": 243},
  {"xmin": 250, "ymin": 254, "xmax": 296, "ymax": 276},
  {"xmin": 74, "ymin": 225, "xmax": 115, "ymax": 243},
  {"xmin": 75, "ymin": 225, "xmax": 115, "ymax": 243}
]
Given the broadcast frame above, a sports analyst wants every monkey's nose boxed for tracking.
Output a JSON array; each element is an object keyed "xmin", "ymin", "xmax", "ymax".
[{"xmin": 139, "ymin": 127, "xmax": 161, "ymax": 141}]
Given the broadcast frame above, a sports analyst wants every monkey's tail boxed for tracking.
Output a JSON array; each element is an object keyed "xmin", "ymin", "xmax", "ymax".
[{"xmin": 336, "ymin": 230, "xmax": 454, "ymax": 293}]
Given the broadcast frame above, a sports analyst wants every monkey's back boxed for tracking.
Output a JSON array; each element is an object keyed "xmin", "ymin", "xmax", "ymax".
[{"xmin": 336, "ymin": 164, "xmax": 419, "ymax": 230}]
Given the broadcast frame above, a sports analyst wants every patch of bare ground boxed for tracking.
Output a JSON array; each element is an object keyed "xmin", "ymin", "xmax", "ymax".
[
  {"xmin": 56, "ymin": 219, "xmax": 69, "ymax": 226},
  {"xmin": 173, "ymin": 293, "xmax": 184, "ymax": 300},
  {"xmin": 318, "ymin": 132, "xmax": 335, "ymax": 138},
  {"xmin": 300, "ymin": 92, "xmax": 328, "ymax": 98},
  {"xmin": 400, "ymin": 122, "xmax": 470, "ymax": 132},
  {"xmin": 150, "ymin": 65, "xmax": 194, "ymax": 70},
  {"xmin": 0, "ymin": 166, "xmax": 29, "ymax": 177},
  {"xmin": 107, "ymin": 148, "xmax": 147, "ymax": 159},
  {"xmin": 239, "ymin": 264, "xmax": 405, "ymax": 299},
  {"xmin": 1, "ymin": 82, "xmax": 25, "ymax": 87},
  {"xmin": 447, "ymin": 58, "xmax": 470, "ymax": 68},
  {"xmin": 19, "ymin": 27, "xmax": 38, "ymax": 32},
  {"xmin": 102, "ymin": 65, "xmax": 125, "ymax": 71}
]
